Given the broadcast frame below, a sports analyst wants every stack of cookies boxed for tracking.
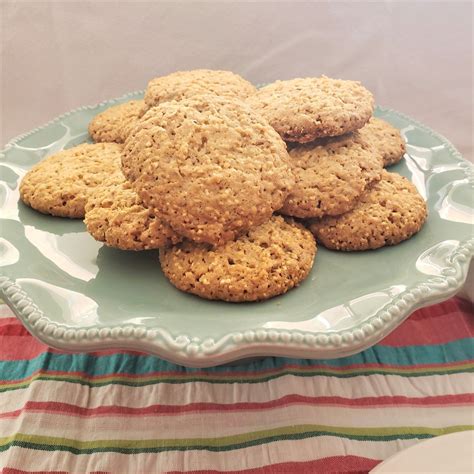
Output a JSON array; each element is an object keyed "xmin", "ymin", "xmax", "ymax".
[
  {"xmin": 248, "ymin": 77, "xmax": 426, "ymax": 251},
  {"xmin": 19, "ymin": 69, "xmax": 427, "ymax": 302}
]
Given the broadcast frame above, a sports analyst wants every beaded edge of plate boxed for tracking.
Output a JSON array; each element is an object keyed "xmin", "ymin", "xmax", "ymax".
[{"xmin": 0, "ymin": 239, "xmax": 472, "ymax": 363}]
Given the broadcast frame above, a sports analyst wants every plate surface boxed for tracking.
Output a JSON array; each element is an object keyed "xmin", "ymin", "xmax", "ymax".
[{"xmin": 1, "ymin": 91, "xmax": 473, "ymax": 367}]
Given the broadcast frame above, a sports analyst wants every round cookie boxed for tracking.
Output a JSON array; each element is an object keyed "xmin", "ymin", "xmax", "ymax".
[
  {"xmin": 19, "ymin": 143, "xmax": 122, "ymax": 218},
  {"xmin": 122, "ymin": 95, "xmax": 294, "ymax": 246},
  {"xmin": 280, "ymin": 132, "xmax": 383, "ymax": 219},
  {"xmin": 248, "ymin": 76, "xmax": 374, "ymax": 143},
  {"xmin": 358, "ymin": 117, "xmax": 406, "ymax": 167},
  {"xmin": 144, "ymin": 69, "xmax": 257, "ymax": 111},
  {"xmin": 160, "ymin": 216, "xmax": 317, "ymax": 302},
  {"xmin": 88, "ymin": 100, "xmax": 145, "ymax": 144},
  {"xmin": 84, "ymin": 171, "xmax": 181, "ymax": 251},
  {"xmin": 308, "ymin": 171, "xmax": 427, "ymax": 251}
]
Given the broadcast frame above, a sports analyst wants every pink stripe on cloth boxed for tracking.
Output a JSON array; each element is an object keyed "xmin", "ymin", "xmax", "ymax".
[
  {"xmin": 167, "ymin": 455, "xmax": 380, "ymax": 473},
  {"xmin": 3, "ymin": 470, "xmax": 110, "ymax": 474},
  {"xmin": 379, "ymin": 297, "xmax": 474, "ymax": 347},
  {"xmin": 2, "ymin": 470, "xmax": 70, "ymax": 474},
  {"xmin": 1, "ymin": 394, "xmax": 472, "ymax": 419}
]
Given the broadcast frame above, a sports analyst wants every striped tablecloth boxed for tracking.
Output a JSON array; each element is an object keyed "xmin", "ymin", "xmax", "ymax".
[{"xmin": 0, "ymin": 297, "xmax": 472, "ymax": 473}]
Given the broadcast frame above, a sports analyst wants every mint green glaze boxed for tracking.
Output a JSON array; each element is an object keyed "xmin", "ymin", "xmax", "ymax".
[{"xmin": 0, "ymin": 90, "xmax": 473, "ymax": 366}]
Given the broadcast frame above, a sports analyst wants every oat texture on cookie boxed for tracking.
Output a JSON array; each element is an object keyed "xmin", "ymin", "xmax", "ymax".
[
  {"xmin": 280, "ymin": 132, "xmax": 383, "ymax": 219},
  {"xmin": 88, "ymin": 100, "xmax": 145, "ymax": 144},
  {"xmin": 144, "ymin": 69, "xmax": 257, "ymax": 112},
  {"xmin": 160, "ymin": 216, "xmax": 317, "ymax": 302},
  {"xmin": 248, "ymin": 77, "xmax": 374, "ymax": 143},
  {"xmin": 122, "ymin": 95, "xmax": 294, "ymax": 246},
  {"xmin": 84, "ymin": 171, "xmax": 181, "ymax": 251},
  {"xmin": 19, "ymin": 143, "xmax": 122, "ymax": 218},
  {"xmin": 308, "ymin": 171, "xmax": 427, "ymax": 251},
  {"xmin": 358, "ymin": 117, "xmax": 406, "ymax": 167}
]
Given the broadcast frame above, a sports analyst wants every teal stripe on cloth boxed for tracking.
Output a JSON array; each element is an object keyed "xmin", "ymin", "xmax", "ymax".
[{"xmin": 1, "ymin": 338, "xmax": 473, "ymax": 382}]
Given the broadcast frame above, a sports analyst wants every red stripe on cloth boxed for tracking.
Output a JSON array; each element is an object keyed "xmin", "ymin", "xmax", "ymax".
[
  {"xmin": 409, "ymin": 297, "xmax": 473, "ymax": 321},
  {"xmin": 379, "ymin": 297, "xmax": 474, "ymax": 347},
  {"xmin": 2, "ymin": 393, "xmax": 472, "ymax": 419},
  {"xmin": 0, "ymin": 336, "xmax": 50, "ymax": 361},
  {"xmin": 0, "ymin": 318, "xmax": 31, "ymax": 335},
  {"xmin": 167, "ymin": 456, "xmax": 380, "ymax": 474}
]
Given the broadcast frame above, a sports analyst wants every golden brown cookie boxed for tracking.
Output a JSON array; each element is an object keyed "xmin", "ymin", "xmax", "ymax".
[
  {"xmin": 160, "ymin": 216, "xmax": 317, "ymax": 302},
  {"xmin": 88, "ymin": 100, "xmax": 145, "ymax": 143},
  {"xmin": 122, "ymin": 95, "xmax": 294, "ymax": 246},
  {"xmin": 19, "ymin": 143, "xmax": 122, "ymax": 218},
  {"xmin": 280, "ymin": 132, "xmax": 383, "ymax": 218},
  {"xmin": 308, "ymin": 171, "xmax": 427, "ymax": 251},
  {"xmin": 358, "ymin": 117, "xmax": 406, "ymax": 167},
  {"xmin": 84, "ymin": 171, "xmax": 181, "ymax": 250},
  {"xmin": 248, "ymin": 76, "xmax": 374, "ymax": 143},
  {"xmin": 144, "ymin": 69, "xmax": 256, "ymax": 111}
]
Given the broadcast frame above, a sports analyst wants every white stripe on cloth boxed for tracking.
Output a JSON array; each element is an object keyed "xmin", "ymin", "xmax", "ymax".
[{"xmin": 1, "ymin": 404, "xmax": 471, "ymax": 440}]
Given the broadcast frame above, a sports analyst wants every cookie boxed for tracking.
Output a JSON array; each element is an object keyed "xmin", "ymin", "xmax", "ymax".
[
  {"xmin": 308, "ymin": 171, "xmax": 427, "ymax": 251},
  {"xmin": 88, "ymin": 100, "xmax": 145, "ymax": 144},
  {"xmin": 280, "ymin": 132, "xmax": 383, "ymax": 218},
  {"xmin": 84, "ymin": 171, "xmax": 181, "ymax": 250},
  {"xmin": 122, "ymin": 95, "xmax": 294, "ymax": 246},
  {"xmin": 248, "ymin": 76, "xmax": 374, "ymax": 143},
  {"xmin": 160, "ymin": 216, "xmax": 316, "ymax": 302},
  {"xmin": 19, "ymin": 143, "xmax": 122, "ymax": 218},
  {"xmin": 358, "ymin": 117, "xmax": 406, "ymax": 167},
  {"xmin": 144, "ymin": 69, "xmax": 257, "ymax": 111}
]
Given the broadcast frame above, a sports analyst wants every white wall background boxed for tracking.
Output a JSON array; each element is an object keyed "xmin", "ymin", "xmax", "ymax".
[{"xmin": 1, "ymin": 1, "xmax": 472, "ymax": 161}]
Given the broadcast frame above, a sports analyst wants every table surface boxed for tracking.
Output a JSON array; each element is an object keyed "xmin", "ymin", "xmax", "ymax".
[{"xmin": 0, "ymin": 297, "xmax": 472, "ymax": 473}]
